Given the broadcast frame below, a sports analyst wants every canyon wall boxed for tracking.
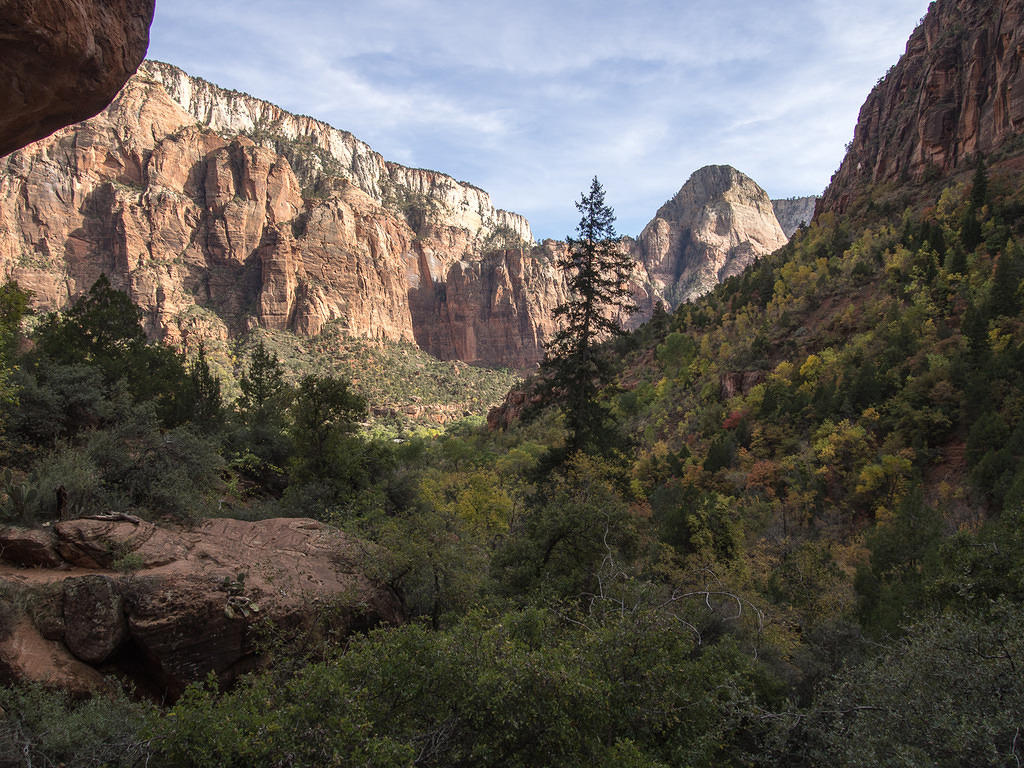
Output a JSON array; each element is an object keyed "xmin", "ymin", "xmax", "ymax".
[
  {"xmin": 772, "ymin": 196, "xmax": 819, "ymax": 237},
  {"xmin": 0, "ymin": 62, "xmax": 790, "ymax": 369},
  {"xmin": 819, "ymin": 0, "xmax": 1024, "ymax": 214},
  {"xmin": 0, "ymin": 62, "xmax": 552, "ymax": 367}
]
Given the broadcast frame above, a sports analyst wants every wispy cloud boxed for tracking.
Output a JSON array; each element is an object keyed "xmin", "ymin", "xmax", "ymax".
[{"xmin": 148, "ymin": 0, "xmax": 929, "ymax": 238}]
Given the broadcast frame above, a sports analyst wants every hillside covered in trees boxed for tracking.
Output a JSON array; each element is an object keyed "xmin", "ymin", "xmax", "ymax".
[{"xmin": 3, "ymin": 147, "xmax": 1023, "ymax": 768}]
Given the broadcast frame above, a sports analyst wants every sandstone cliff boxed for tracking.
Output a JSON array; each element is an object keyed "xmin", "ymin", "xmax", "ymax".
[
  {"xmin": 0, "ymin": 61, "xmax": 558, "ymax": 367},
  {"xmin": 0, "ymin": 0, "xmax": 155, "ymax": 157},
  {"xmin": 140, "ymin": 61, "xmax": 534, "ymax": 245},
  {"xmin": 634, "ymin": 166, "xmax": 789, "ymax": 305},
  {"xmin": 0, "ymin": 61, "xmax": 789, "ymax": 369},
  {"xmin": 772, "ymin": 196, "xmax": 819, "ymax": 237},
  {"xmin": 819, "ymin": 0, "xmax": 1024, "ymax": 214}
]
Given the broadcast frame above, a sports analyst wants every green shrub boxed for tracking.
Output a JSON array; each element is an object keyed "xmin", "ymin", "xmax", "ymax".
[{"xmin": 0, "ymin": 683, "xmax": 155, "ymax": 768}]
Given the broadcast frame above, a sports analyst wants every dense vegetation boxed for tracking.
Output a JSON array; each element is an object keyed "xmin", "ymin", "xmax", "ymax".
[
  {"xmin": 206, "ymin": 324, "xmax": 519, "ymax": 436},
  {"xmin": 2, "ymin": 160, "xmax": 1024, "ymax": 766}
]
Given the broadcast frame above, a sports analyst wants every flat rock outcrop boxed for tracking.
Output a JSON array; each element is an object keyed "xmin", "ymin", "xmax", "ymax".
[
  {"xmin": 819, "ymin": 0, "xmax": 1024, "ymax": 214},
  {"xmin": 635, "ymin": 166, "xmax": 789, "ymax": 304},
  {"xmin": 0, "ymin": 0, "xmax": 155, "ymax": 157},
  {"xmin": 0, "ymin": 517, "xmax": 402, "ymax": 699}
]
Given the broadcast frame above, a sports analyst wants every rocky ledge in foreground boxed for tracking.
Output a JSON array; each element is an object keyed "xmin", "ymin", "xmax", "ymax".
[
  {"xmin": 0, "ymin": 0, "xmax": 156, "ymax": 156},
  {"xmin": 0, "ymin": 516, "xmax": 402, "ymax": 699}
]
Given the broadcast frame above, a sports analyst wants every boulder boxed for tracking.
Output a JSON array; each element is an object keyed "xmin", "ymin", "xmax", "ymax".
[
  {"xmin": 54, "ymin": 517, "xmax": 179, "ymax": 569},
  {"xmin": 0, "ymin": 526, "xmax": 62, "ymax": 568},
  {"xmin": 0, "ymin": 517, "xmax": 403, "ymax": 699},
  {"xmin": 0, "ymin": 620, "xmax": 107, "ymax": 697},
  {"xmin": 63, "ymin": 575, "xmax": 128, "ymax": 664},
  {"xmin": 26, "ymin": 583, "xmax": 65, "ymax": 641}
]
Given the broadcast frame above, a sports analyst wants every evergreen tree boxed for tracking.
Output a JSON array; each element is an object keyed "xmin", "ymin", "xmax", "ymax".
[
  {"xmin": 970, "ymin": 155, "xmax": 988, "ymax": 208},
  {"xmin": 543, "ymin": 177, "xmax": 635, "ymax": 454},
  {"xmin": 229, "ymin": 341, "xmax": 293, "ymax": 492},
  {"xmin": 186, "ymin": 345, "xmax": 223, "ymax": 430},
  {"xmin": 236, "ymin": 341, "xmax": 289, "ymax": 426},
  {"xmin": 990, "ymin": 238, "xmax": 1023, "ymax": 316},
  {"xmin": 0, "ymin": 280, "xmax": 30, "ymax": 363},
  {"xmin": 0, "ymin": 281, "xmax": 30, "ymax": 409},
  {"xmin": 33, "ymin": 275, "xmax": 194, "ymax": 427},
  {"xmin": 34, "ymin": 274, "xmax": 148, "ymax": 382},
  {"xmin": 289, "ymin": 374, "xmax": 366, "ymax": 483},
  {"xmin": 961, "ymin": 157, "xmax": 988, "ymax": 252}
]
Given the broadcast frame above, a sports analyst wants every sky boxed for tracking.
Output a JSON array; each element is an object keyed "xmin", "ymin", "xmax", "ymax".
[{"xmin": 147, "ymin": 0, "xmax": 930, "ymax": 240}]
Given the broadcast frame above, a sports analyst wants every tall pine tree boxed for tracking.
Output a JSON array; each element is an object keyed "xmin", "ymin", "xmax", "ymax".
[{"xmin": 543, "ymin": 177, "xmax": 635, "ymax": 454}]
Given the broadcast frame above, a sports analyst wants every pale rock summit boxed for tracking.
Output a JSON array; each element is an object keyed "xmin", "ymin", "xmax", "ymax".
[{"xmin": 637, "ymin": 165, "xmax": 789, "ymax": 305}]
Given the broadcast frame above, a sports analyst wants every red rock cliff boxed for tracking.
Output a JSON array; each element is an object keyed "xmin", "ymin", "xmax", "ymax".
[
  {"xmin": 0, "ymin": 62, "xmax": 789, "ymax": 369},
  {"xmin": 0, "ymin": 62, "xmax": 556, "ymax": 366},
  {"xmin": 819, "ymin": 0, "xmax": 1024, "ymax": 214}
]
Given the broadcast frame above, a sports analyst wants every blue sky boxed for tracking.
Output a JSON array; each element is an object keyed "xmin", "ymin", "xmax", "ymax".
[{"xmin": 148, "ymin": 0, "xmax": 930, "ymax": 239}]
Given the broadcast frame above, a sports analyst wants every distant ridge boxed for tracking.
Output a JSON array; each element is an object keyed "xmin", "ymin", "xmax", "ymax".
[{"xmin": 772, "ymin": 196, "xmax": 819, "ymax": 238}]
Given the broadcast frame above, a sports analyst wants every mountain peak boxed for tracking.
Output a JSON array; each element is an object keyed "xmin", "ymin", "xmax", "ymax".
[{"xmin": 638, "ymin": 164, "xmax": 787, "ymax": 304}]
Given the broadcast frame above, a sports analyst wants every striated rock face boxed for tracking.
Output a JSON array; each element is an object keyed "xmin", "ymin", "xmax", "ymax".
[
  {"xmin": 140, "ymin": 61, "xmax": 534, "ymax": 244},
  {"xmin": 772, "ymin": 196, "xmax": 820, "ymax": 237},
  {"xmin": 819, "ymin": 0, "xmax": 1024, "ymax": 214},
  {"xmin": 0, "ymin": 60, "xmax": 789, "ymax": 369},
  {"xmin": 0, "ymin": 60, "xmax": 559, "ymax": 367},
  {"xmin": 0, "ymin": 0, "xmax": 155, "ymax": 157},
  {"xmin": 0, "ymin": 517, "xmax": 402, "ymax": 699},
  {"xmin": 411, "ymin": 244, "xmax": 571, "ymax": 367},
  {"xmin": 635, "ymin": 166, "xmax": 789, "ymax": 305}
]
